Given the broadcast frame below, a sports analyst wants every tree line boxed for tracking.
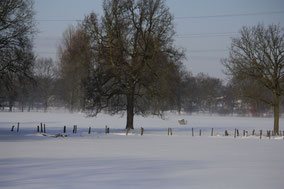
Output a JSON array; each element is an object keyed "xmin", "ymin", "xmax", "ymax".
[{"xmin": 0, "ymin": 0, "xmax": 283, "ymax": 132}]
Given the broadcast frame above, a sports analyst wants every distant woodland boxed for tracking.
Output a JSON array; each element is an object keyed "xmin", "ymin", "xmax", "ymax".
[{"xmin": 1, "ymin": 0, "xmax": 283, "ymax": 130}]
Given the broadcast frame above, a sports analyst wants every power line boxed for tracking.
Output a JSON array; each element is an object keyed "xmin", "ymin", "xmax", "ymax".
[
  {"xmin": 175, "ymin": 32, "xmax": 239, "ymax": 38},
  {"xmin": 34, "ymin": 35, "xmax": 236, "ymax": 40},
  {"xmin": 36, "ymin": 10, "xmax": 284, "ymax": 22},
  {"xmin": 35, "ymin": 48, "xmax": 230, "ymax": 55},
  {"xmin": 35, "ymin": 52, "xmax": 57, "ymax": 55},
  {"xmin": 176, "ymin": 35, "xmax": 234, "ymax": 39},
  {"xmin": 188, "ymin": 49, "xmax": 229, "ymax": 53},
  {"xmin": 34, "ymin": 31, "xmax": 239, "ymax": 41},
  {"xmin": 175, "ymin": 10, "xmax": 284, "ymax": 19},
  {"xmin": 176, "ymin": 32, "xmax": 238, "ymax": 36},
  {"xmin": 35, "ymin": 37, "xmax": 61, "ymax": 41},
  {"xmin": 36, "ymin": 19, "xmax": 82, "ymax": 22}
]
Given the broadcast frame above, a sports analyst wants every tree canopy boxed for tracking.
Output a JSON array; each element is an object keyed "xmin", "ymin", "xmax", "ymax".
[
  {"xmin": 223, "ymin": 24, "xmax": 284, "ymax": 133},
  {"xmin": 81, "ymin": 0, "xmax": 184, "ymax": 129}
]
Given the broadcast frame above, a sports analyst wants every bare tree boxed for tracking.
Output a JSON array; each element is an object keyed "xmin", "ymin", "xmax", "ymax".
[
  {"xmin": 82, "ymin": 0, "xmax": 184, "ymax": 129},
  {"xmin": 34, "ymin": 58, "xmax": 56, "ymax": 112},
  {"xmin": 180, "ymin": 73, "xmax": 223, "ymax": 114},
  {"xmin": 0, "ymin": 0, "xmax": 35, "ymax": 111},
  {"xmin": 58, "ymin": 26, "xmax": 92, "ymax": 112},
  {"xmin": 223, "ymin": 24, "xmax": 284, "ymax": 134},
  {"xmin": 0, "ymin": 0, "xmax": 35, "ymax": 75}
]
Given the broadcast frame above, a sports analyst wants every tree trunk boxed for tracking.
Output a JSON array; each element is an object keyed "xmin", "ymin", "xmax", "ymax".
[
  {"xmin": 69, "ymin": 90, "xmax": 74, "ymax": 113},
  {"xmin": 21, "ymin": 95, "xmax": 24, "ymax": 112},
  {"xmin": 273, "ymin": 92, "xmax": 280, "ymax": 135},
  {"xmin": 177, "ymin": 83, "xmax": 181, "ymax": 115},
  {"xmin": 9, "ymin": 101, "xmax": 13, "ymax": 112},
  {"xmin": 79, "ymin": 84, "xmax": 86, "ymax": 111},
  {"xmin": 126, "ymin": 93, "xmax": 134, "ymax": 130},
  {"xmin": 44, "ymin": 99, "xmax": 47, "ymax": 112}
]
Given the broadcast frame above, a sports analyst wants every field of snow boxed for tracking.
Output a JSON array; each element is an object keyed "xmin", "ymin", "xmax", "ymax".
[{"xmin": 0, "ymin": 112, "xmax": 283, "ymax": 189}]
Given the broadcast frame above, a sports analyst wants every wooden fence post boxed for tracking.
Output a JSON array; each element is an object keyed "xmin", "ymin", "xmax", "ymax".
[
  {"xmin": 44, "ymin": 124, "xmax": 46, "ymax": 133},
  {"xmin": 17, "ymin": 122, "xmax": 20, "ymax": 132},
  {"xmin": 40, "ymin": 123, "xmax": 43, "ymax": 133},
  {"xmin": 234, "ymin": 129, "xmax": 236, "ymax": 138},
  {"xmin": 243, "ymin": 130, "xmax": 245, "ymax": 137},
  {"xmin": 225, "ymin": 130, "xmax": 229, "ymax": 136},
  {"xmin": 105, "ymin": 125, "xmax": 109, "ymax": 134},
  {"xmin": 252, "ymin": 129, "xmax": 255, "ymax": 136},
  {"xmin": 260, "ymin": 130, "xmax": 262, "ymax": 139},
  {"xmin": 141, "ymin": 127, "xmax": 144, "ymax": 136},
  {"xmin": 63, "ymin": 126, "xmax": 66, "ymax": 133},
  {"xmin": 73, "ymin": 125, "xmax": 77, "ymax": 134},
  {"xmin": 192, "ymin": 128, "xmax": 194, "ymax": 137},
  {"xmin": 237, "ymin": 129, "xmax": 239, "ymax": 137},
  {"xmin": 199, "ymin": 129, "xmax": 202, "ymax": 136},
  {"xmin": 88, "ymin": 127, "xmax": 91, "ymax": 134},
  {"xmin": 168, "ymin": 128, "xmax": 173, "ymax": 136},
  {"xmin": 211, "ymin": 128, "xmax": 214, "ymax": 136}
]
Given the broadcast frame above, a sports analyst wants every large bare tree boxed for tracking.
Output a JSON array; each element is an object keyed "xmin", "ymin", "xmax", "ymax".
[
  {"xmin": 82, "ymin": 0, "xmax": 184, "ymax": 129},
  {"xmin": 223, "ymin": 24, "xmax": 284, "ymax": 134},
  {"xmin": 0, "ymin": 0, "xmax": 35, "ymax": 111}
]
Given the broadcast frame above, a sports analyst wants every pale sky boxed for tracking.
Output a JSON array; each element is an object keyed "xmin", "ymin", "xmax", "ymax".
[{"xmin": 34, "ymin": 0, "xmax": 284, "ymax": 79}]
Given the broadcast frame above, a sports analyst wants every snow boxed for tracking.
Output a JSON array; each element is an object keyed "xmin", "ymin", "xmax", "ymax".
[{"xmin": 0, "ymin": 112, "xmax": 283, "ymax": 189}]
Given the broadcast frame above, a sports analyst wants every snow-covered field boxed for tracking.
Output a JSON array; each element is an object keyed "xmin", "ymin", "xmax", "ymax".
[{"xmin": 0, "ymin": 112, "xmax": 283, "ymax": 189}]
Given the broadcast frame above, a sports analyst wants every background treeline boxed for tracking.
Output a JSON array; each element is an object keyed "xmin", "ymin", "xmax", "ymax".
[
  {"xmin": 1, "ymin": 52, "xmax": 282, "ymax": 117},
  {"xmin": 1, "ymin": 0, "xmax": 283, "ymax": 118}
]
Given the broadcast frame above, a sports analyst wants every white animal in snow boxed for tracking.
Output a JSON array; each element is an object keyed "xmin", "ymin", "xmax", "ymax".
[{"xmin": 178, "ymin": 119, "xmax": 187, "ymax": 125}]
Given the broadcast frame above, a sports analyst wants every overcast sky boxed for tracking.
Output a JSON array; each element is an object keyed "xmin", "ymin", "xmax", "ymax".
[{"xmin": 34, "ymin": 0, "xmax": 284, "ymax": 80}]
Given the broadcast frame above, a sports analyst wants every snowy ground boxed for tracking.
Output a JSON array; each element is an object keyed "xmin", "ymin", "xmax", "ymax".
[{"xmin": 0, "ymin": 112, "xmax": 283, "ymax": 189}]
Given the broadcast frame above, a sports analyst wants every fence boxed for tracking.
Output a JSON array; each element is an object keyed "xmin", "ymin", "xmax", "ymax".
[{"xmin": 8, "ymin": 123, "xmax": 284, "ymax": 139}]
